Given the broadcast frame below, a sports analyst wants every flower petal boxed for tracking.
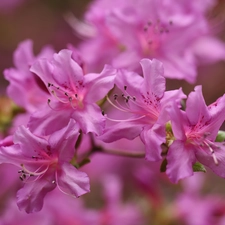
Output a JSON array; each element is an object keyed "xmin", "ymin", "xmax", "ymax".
[
  {"xmin": 48, "ymin": 119, "xmax": 80, "ymax": 161},
  {"xmin": 84, "ymin": 65, "xmax": 116, "ymax": 103},
  {"xmin": 186, "ymin": 86, "xmax": 211, "ymax": 126},
  {"xmin": 16, "ymin": 172, "xmax": 56, "ymax": 213},
  {"xmin": 141, "ymin": 124, "xmax": 165, "ymax": 161},
  {"xmin": 166, "ymin": 141, "xmax": 196, "ymax": 183},
  {"xmin": 140, "ymin": 58, "xmax": 165, "ymax": 100},
  {"xmin": 56, "ymin": 162, "xmax": 90, "ymax": 198}
]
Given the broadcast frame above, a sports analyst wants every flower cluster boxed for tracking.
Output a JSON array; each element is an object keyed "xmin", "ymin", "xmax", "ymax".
[{"xmin": 1, "ymin": 0, "xmax": 225, "ymax": 220}]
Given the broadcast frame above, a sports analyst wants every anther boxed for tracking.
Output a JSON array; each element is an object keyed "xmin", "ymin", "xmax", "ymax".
[
  {"xmin": 102, "ymin": 110, "xmax": 105, "ymax": 116},
  {"xmin": 52, "ymin": 180, "xmax": 56, "ymax": 184},
  {"xmin": 124, "ymin": 86, "xmax": 127, "ymax": 91},
  {"xmin": 113, "ymin": 94, "xmax": 118, "ymax": 100},
  {"xmin": 48, "ymin": 83, "xmax": 51, "ymax": 87}
]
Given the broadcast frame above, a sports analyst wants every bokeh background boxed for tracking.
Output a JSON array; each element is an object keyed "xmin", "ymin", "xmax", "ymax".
[
  {"xmin": 0, "ymin": 0, "xmax": 225, "ymax": 101},
  {"xmin": 1, "ymin": 1, "xmax": 225, "ymax": 224}
]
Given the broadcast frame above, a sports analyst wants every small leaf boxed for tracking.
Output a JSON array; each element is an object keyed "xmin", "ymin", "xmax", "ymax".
[
  {"xmin": 193, "ymin": 162, "xmax": 206, "ymax": 173},
  {"xmin": 215, "ymin": 130, "xmax": 225, "ymax": 142},
  {"xmin": 160, "ymin": 158, "xmax": 168, "ymax": 173},
  {"xmin": 78, "ymin": 158, "xmax": 91, "ymax": 168}
]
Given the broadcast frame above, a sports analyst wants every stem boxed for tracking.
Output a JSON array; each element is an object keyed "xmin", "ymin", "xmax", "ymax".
[{"xmin": 99, "ymin": 147, "xmax": 145, "ymax": 158}]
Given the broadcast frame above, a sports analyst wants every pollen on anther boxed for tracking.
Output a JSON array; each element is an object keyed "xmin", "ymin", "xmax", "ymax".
[{"xmin": 113, "ymin": 94, "xmax": 118, "ymax": 100}]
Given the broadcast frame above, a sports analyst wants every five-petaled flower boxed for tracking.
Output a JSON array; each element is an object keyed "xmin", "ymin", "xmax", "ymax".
[
  {"xmin": 0, "ymin": 119, "xmax": 90, "ymax": 213},
  {"xmin": 100, "ymin": 58, "xmax": 186, "ymax": 161},
  {"xmin": 29, "ymin": 49, "xmax": 116, "ymax": 136},
  {"xmin": 166, "ymin": 86, "xmax": 225, "ymax": 183}
]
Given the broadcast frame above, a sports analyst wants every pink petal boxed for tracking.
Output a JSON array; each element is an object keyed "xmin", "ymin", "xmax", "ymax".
[
  {"xmin": 99, "ymin": 121, "xmax": 142, "ymax": 143},
  {"xmin": 16, "ymin": 173, "xmax": 56, "ymax": 213},
  {"xmin": 114, "ymin": 68, "xmax": 143, "ymax": 99},
  {"xmin": 84, "ymin": 64, "xmax": 116, "ymax": 103},
  {"xmin": 166, "ymin": 141, "xmax": 196, "ymax": 183},
  {"xmin": 186, "ymin": 86, "xmax": 211, "ymax": 126},
  {"xmin": 48, "ymin": 119, "xmax": 79, "ymax": 161},
  {"xmin": 28, "ymin": 103, "xmax": 72, "ymax": 136},
  {"xmin": 140, "ymin": 58, "xmax": 165, "ymax": 100},
  {"xmin": 72, "ymin": 104, "xmax": 105, "ymax": 135},
  {"xmin": 141, "ymin": 124, "xmax": 165, "ymax": 161},
  {"xmin": 196, "ymin": 143, "xmax": 225, "ymax": 178},
  {"xmin": 14, "ymin": 126, "xmax": 48, "ymax": 157},
  {"xmin": 56, "ymin": 162, "xmax": 90, "ymax": 197}
]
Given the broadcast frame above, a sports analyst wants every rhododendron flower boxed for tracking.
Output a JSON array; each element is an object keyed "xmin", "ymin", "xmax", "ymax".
[
  {"xmin": 100, "ymin": 58, "xmax": 186, "ymax": 161},
  {"xmin": 0, "ymin": 119, "xmax": 90, "ymax": 213},
  {"xmin": 29, "ymin": 49, "xmax": 116, "ymax": 136},
  {"xmin": 166, "ymin": 86, "xmax": 225, "ymax": 183},
  {"xmin": 74, "ymin": 0, "xmax": 225, "ymax": 83},
  {"xmin": 4, "ymin": 39, "xmax": 54, "ymax": 113}
]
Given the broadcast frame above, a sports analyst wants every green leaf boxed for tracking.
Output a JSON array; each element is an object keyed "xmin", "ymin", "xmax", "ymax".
[
  {"xmin": 215, "ymin": 130, "xmax": 225, "ymax": 142},
  {"xmin": 193, "ymin": 162, "xmax": 206, "ymax": 173},
  {"xmin": 160, "ymin": 158, "xmax": 168, "ymax": 173}
]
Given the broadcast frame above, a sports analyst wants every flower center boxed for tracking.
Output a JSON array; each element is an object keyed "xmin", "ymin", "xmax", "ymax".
[
  {"xmin": 140, "ymin": 19, "xmax": 172, "ymax": 56},
  {"xmin": 47, "ymin": 82, "xmax": 85, "ymax": 110}
]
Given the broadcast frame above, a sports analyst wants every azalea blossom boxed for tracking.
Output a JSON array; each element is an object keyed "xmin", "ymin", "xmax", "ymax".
[
  {"xmin": 4, "ymin": 39, "xmax": 54, "ymax": 113},
  {"xmin": 100, "ymin": 58, "xmax": 186, "ymax": 161},
  {"xmin": 28, "ymin": 49, "xmax": 116, "ymax": 136},
  {"xmin": 0, "ymin": 119, "xmax": 90, "ymax": 213},
  {"xmin": 74, "ymin": 0, "xmax": 225, "ymax": 83},
  {"xmin": 166, "ymin": 86, "xmax": 225, "ymax": 183}
]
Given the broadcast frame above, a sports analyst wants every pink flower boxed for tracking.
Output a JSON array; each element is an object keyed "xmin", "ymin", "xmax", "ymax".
[
  {"xmin": 100, "ymin": 58, "xmax": 185, "ymax": 161},
  {"xmin": 4, "ymin": 39, "xmax": 54, "ymax": 113},
  {"xmin": 29, "ymin": 49, "xmax": 116, "ymax": 136},
  {"xmin": 75, "ymin": 0, "xmax": 225, "ymax": 83},
  {"xmin": 166, "ymin": 86, "xmax": 225, "ymax": 183},
  {"xmin": 0, "ymin": 119, "xmax": 90, "ymax": 213}
]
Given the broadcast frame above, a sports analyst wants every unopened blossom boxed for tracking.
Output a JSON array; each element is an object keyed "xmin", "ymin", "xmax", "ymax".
[
  {"xmin": 166, "ymin": 86, "xmax": 225, "ymax": 183},
  {"xmin": 100, "ymin": 58, "xmax": 186, "ymax": 161},
  {"xmin": 4, "ymin": 39, "xmax": 54, "ymax": 113},
  {"xmin": 29, "ymin": 49, "xmax": 116, "ymax": 136},
  {"xmin": 74, "ymin": 0, "xmax": 225, "ymax": 83},
  {"xmin": 0, "ymin": 119, "xmax": 90, "ymax": 213}
]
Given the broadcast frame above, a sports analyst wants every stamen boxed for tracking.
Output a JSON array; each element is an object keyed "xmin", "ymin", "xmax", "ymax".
[
  {"xmin": 105, "ymin": 115, "xmax": 146, "ymax": 122},
  {"xmin": 69, "ymin": 98, "xmax": 77, "ymax": 109},
  {"xmin": 204, "ymin": 141, "xmax": 219, "ymax": 165},
  {"xmin": 21, "ymin": 164, "xmax": 49, "ymax": 177},
  {"xmin": 106, "ymin": 95, "xmax": 129, "ymax": 112},
  {"xmin": 51, "ymin": 90, "xmax": 68, "ymax": 104},
  {"xmin": 47, "ymin": 99, "xmax": 60, "ymax": 111}
]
